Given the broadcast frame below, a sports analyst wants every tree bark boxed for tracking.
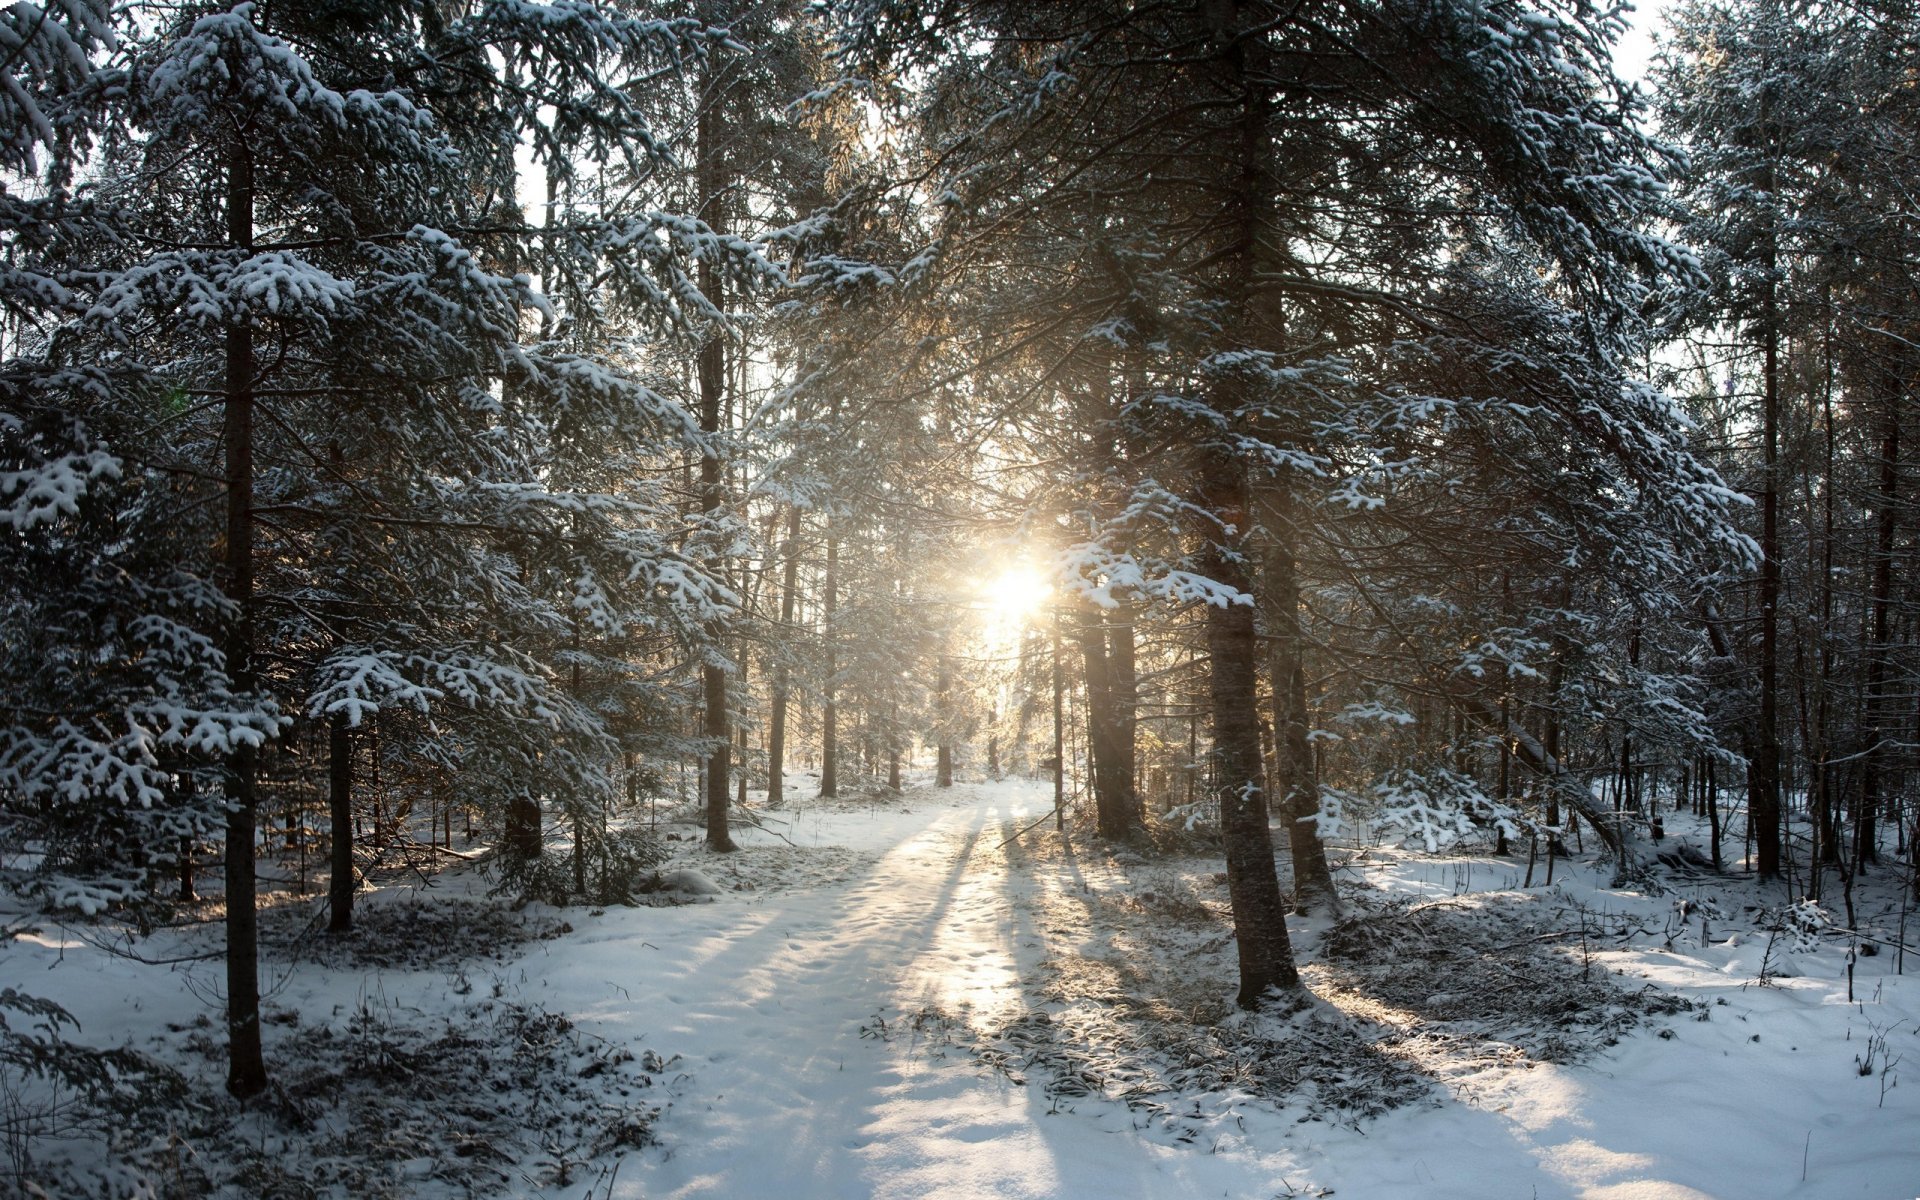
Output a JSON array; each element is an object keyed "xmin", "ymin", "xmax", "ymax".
[
  {"xmin": 820, "ymin": 521, "xmax": 838, "ymax": 798},
  {"xmin": 1259, "ymin": 490, "xmax": 1337, "ymax": 912},
  {"xmin": 697, "ymin": 64, "xmax": 734, "ymax": 852},
  {"xmin": 767, "ymin": 505, "xmax": 801, "ymax": 805},
  {"xmin": 1202, "ymin": 480, "xmax": 1302, "ymax": 1006},
  {"xmin": 1750, "ymin": 135, "xmax": 1785, "ymax": 881},
  {"xmin": 1053, "ymin": 620, "xmax": 1065, "ymax": 831},
  {"xmin": 177, "ymin": 770, "xmax": 197, "ymax": 902},
  {"xmin": 1076, "ymin": 605, "xmax": 1141, "ymax": 838},
  {"xmin": 1200, "ymin": 0, "xmax": 1305, "ymax": 1007},
  {"xmin": 1108, "ymin": 601, "xmax": 1140, "ymax": 828},
  {"xmin": 505, "ymin": 793, "xmax": 542, "ymax": 859},
  {"xmin": 222, "ymin": 136, "xmax": 267, "ymax": 1099},
  {"xmin": 327, "ymin": 712, "xmax": 353, "ymax": 933},
  {"xmin": 936, "ymin": 655, "xmax": 954, "ymax": 787},
  {"xmin": 1859, "ymin": 365, "xmax": 1898, "ymax": 870}
]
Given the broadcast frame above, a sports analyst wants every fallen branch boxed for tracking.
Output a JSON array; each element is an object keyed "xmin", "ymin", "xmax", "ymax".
[
  {"xmin": 730, "ymin": 804, "xmax": 799, "ymax": 847},
  {"xmin": 406, "ymin": 839, "xmax": 483, "ymax": 861},
  {"xmin": 997, "ymin": 808, "xmax": 1062, "ymax": 851}
]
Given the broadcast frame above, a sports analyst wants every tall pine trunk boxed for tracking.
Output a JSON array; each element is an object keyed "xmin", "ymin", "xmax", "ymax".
[
  {"xmin": 1108, "ymin": 601, "xmax": 1140, "ymax": 830},
  {"xmin": 327, "ymin": 712, "xmax": 353, "ymax": 933},
  {"xmin": 1202, "ymin": 481, "xmax": 1300, "ymax": 1006},
  {"xmin": 1260, "ymin": 489, "xmax": 1336, "ymax": 913},
  {"xmin": 1204, "ymin": 0, "xmax": 1302, "ymax": 1008},
  {"xmin": 222, "ymin": 137, "xmax": 267, "ymax": 1098},
  {"xmin": 821, "ymin": 522, "xmax": 838, "ymax": 798},
  {"xmin": 936, "ymin": 655, "xmax": 953, "ymax": 787},
  {"xmin": 1813, "ymin": 321, "xmax": 1839, "ymax": 872},
  {"xmin": 1077, "ymin": 607, "xmax": 1138, "ymax": 838},
  {"xmin": 697, "ymin": 65, "xmax": 734, "ymax": 852},
  {"xmin": 767, "ymin": 505, "xmax": 801, "ymax": 805},
  {"xmin": 1749, "ymin": 134, "xmax": 1784, "ymax": 882},
  {"xmin": 1860, "ymin": 366, "xmax": 1899, "ymax": 869}
]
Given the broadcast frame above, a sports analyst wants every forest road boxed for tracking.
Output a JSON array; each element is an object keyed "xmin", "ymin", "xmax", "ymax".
[
  {"xmin": 535, "ymin": 778, "xmax": 1254, "ymax": 1200},
  {"xmin": 515, "ymin": 779, "xmax": 1920, "ymax": 1200}
]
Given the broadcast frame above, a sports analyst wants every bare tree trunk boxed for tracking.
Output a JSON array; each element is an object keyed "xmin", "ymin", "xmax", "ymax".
[
  {"xmin": 1812, "ymin": 321, "xmax": 1840, "ymax": 876},
  {"xmin": 1053, "ymin": 620, "xmax": 1065, "ymax": 831},
  {"xmin": 1076, "ymin": 608, "xmax": 1134, "ymax": 837},
  {"xmin": 1108, "ymin": 601, "xmax": 1140, "ymax": 830},
  {"xmin": 327, "ymin": 712, "xmax": 353, "ymax": 933},
  {"xmin": 1751, "ymin": 145, "xmax": 1785, "ymax": 882},
  {"xmin": 1202, "ymin": 483, "xmax": 1301, "ymax": 1005},
  {"xmin": 767, "ymin": 505, "xmax": 801, "ymax": 805},
  {"xmin": 1707, "ymin": 755, "xmax": 1722, "ymax": 870},
  {"xmin": 222, "ymin": 137, "xmax": 267, "ymax": 1099},
  {"xmin": 888, "ymin": 698, "xmax": 903, "ymax": 791},
  {"xmin": 1496, "ymin": 706, "xmax": 1512, "ymax": 857},
  {"xmin": 178, "ymin": 772, "xmax": 197, "ymax": 902},
  {"xmin": 821, "ymin": 522, "xmax": 838, "ymax": 798},
  {"xmin": 1260, "ymin": 490, "xmax": 1336, "ymax": 912},
  {"xmin": 697, "ymin": 67, "xmax": 734, "ymax": 852},
  {"xmin": 1860, "ymin": 368, "xmax": 1899, "ymax": 871},
  {"xmin": 936, "ymin": 655, "xmax": 954, "ymax": 787}
]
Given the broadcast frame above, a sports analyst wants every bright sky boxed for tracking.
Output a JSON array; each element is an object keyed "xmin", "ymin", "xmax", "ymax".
[{"xmin": 1614, "ymin": 0, "xmax": 1667, "ymax": 86}]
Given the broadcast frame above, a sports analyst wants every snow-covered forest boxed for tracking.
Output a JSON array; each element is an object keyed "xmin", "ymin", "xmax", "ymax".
[{"xmin": 2, "ymin": 0, "xmax": 1918, "ymax": 1196}]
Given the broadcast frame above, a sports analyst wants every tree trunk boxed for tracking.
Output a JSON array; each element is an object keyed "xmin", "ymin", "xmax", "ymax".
[
  {"xmin": 1202, "ymin": 477, "xmax": 1302, "ymax": 1006},
  {"xmin": 988, "ymin": 705, "xmax": 1001, "ymax": 779},
  {"xmin": 1260, "ymin": 490, "xmax": 1337, "ymax": 912},
  {"xmin": 1076, "ymin": 607, "xmax": 1133, "ymax": 838},
  {"xmin": 767, "ymin": 505, "xmax": 801, "ymax": 806},
  {"xmin": 327, "ymin": 712, "xmax": 353, "ymax": 933},
  {"xmin": 1108, "ymin": 601, "xmax": 1140, "ymax": 829},
  {"xmin": 821, "ymin": 522, "xmax": 838, "ymax": 798},
  {"xmin": 697, "ymin": 67, "xmax": 734, "ymax": 853},
  {"xmin": 936, "ymin": 655, "xmax": 954, "ymax": 787},
  {"xmin": 1053, "ymin": 621, "xmax": 1065, "ymax": 831},
  {"xmin": 1198, "ymin": 1, "xmax": 1314, "ymax": 1003},
  {"xmin": 505, "ymin": 793, "xmax": 542, "ymax": 859},
  {"xmin": 1751, "ymin": 144, "xmax": 1784, "ymax": 882},
  {"xmin": 1707, "ymin": 756, "xmax": 1722, "ymax": 870},
  {"xmin": 222, "ymin": 137, "xmax": 267, "ymax": 1099},
  {"xmin": 178, "ymin": 771, "xmax": 197, "ymax": 902},
  {"xmin": 1859, "ymin": 367, "xmax": 1898, "ymax": 871}
]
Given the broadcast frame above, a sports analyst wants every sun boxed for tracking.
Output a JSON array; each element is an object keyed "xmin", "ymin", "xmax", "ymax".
[{"xmin": 980, "ymin": 564, "xmax": 1051, "ymax": 625}]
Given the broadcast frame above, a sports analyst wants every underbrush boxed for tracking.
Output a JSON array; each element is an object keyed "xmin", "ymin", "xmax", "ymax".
[
  {"xmin": 491, "ymin": 828, "xmax": 670, "ymax": 908},
  {"xmin": 258, "ymin": 895, "xmax": 573, "ymax": 971},
  {"xmin": 907, "ymin": 833, "xmax": 1701, "ymax": 1136},
  {"xmin": 17, "ymin": 997, "xmax": 674, "ymax": 1200},
  {"xmin": 1313, "ymin": 891, "xmax": 1694, "ymax": 1067}
]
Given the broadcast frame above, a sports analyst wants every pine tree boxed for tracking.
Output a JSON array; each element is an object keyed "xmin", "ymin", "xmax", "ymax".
[
  {"xmin": 2, "ymin": 0, "xmax": 768, "ymax": 1095},
  {"xmin": 835, "ymin": 0, "xmax": 1747, "ymax": 1000},
  {"xmin": 1658, "ymin": 0, "xmax": 1920, "ymax": 885}
]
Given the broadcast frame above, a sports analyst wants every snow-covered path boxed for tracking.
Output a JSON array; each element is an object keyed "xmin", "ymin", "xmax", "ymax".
[
  {"xmin": 533, "ymin": 779, "xmax": 1295, "ymax": 1199},
  {"xmin": 500, "ymin": 777, "xmax": 1920, "ymax": 1200}
]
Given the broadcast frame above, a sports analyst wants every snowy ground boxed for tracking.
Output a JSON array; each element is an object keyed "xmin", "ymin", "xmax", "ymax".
[{"xmin": 7, "ymin": 775, "xmax": 1920, "ymax": 1198}]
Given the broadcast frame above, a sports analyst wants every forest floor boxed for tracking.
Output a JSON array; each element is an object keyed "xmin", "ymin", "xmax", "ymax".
[{"xmin": 8, "ymin": 775, "xmax": 1920, "ymax": 1199}]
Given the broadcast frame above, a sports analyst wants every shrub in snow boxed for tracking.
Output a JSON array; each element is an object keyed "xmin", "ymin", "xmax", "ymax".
[
  {"xmin": 18, "ymin": 998, "xmax": 671, "ymax": 1198},
  {"xmin": 493, "ymin": 825, "xmax": 670, "ymax": 908},
  {"xmin": 0, "ymin": 986, "xmax": 194, "ymax": 1194},
  {"xmin": 1324, "ymin": 767, "xmax": 1525, "ymax": 853}
]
